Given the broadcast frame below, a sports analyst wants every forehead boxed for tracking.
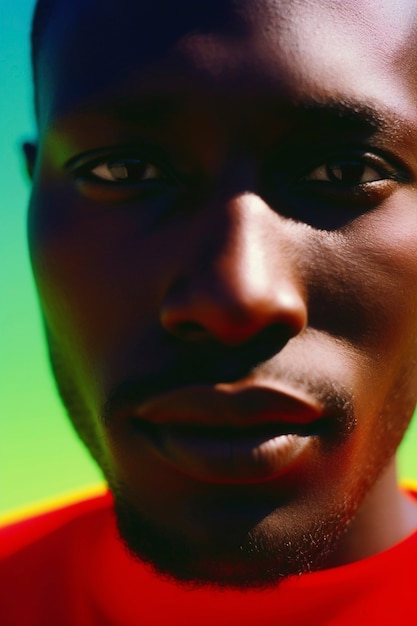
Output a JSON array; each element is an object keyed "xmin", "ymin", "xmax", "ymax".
[{"xmin": 37, "ymin": 0, "xmax": 417, "ymax": 129}]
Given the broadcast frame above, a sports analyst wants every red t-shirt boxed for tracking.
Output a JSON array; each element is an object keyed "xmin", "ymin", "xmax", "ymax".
[{"xmin": 1, "ymin": 491, "xmax": 416, "ymax": 626}]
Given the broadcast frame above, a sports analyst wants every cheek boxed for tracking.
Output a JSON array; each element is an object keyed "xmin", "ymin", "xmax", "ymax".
[
  {"xmin": 309, "ymin": 198, "xmax": 417, "ymax": 353},
  {"xmin": 27, "ymin": 186, "xmax": 153, "ymax": 393},
  {"xmin": 351, "ymin": 198, "xmax": 417, "ymax": 354},
  {"xmin": 303, "ymin": 196, "xmax": 417, "ymax": 432},
  {"xmin": 28, "ymin": 195, "xmax": 111, "ymax": 354},
  {"xmin": 29, "ymin": 184, "xmax": 147, "ymax": 322},
  {"xmin": 27, "ymin": 181, "xmax": 191, "ymax": 406}
]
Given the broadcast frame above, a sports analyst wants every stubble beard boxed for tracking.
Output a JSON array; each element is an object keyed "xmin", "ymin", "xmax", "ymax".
[{"xmin": 111, "ymin": 483, "xmax": 361, "ymax": 590}]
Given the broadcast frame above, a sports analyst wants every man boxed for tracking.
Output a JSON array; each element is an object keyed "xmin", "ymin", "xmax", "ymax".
[{"xmin": 1, "ymin": 0, "xmax": 417, "ymax": 623}]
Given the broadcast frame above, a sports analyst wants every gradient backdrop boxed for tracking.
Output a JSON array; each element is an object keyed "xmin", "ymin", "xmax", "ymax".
[{"xmin": 1, "ymin": 0, "xmax": 416, "ymax": 520}]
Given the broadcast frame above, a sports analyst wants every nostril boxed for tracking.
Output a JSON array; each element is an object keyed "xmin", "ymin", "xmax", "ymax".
[{"xmin": 173, "ymin": 321, "xmax": 208, "ymax": 341}]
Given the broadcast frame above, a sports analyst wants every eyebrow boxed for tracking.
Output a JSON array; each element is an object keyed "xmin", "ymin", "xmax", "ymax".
[
  {"xmin": 272, "ymin": 97, "xmax": 416, "ymax": 148},
  {"xmin": 58, "ymin": 92, "xmax": 413, "ymax": 144},
  {"xmin": 80, "ymin": 96, "xmax": 183, "ymax": 127},
  {"xmin": 295, "ymin": 99, "xmax": 386, "ymax": 130}
]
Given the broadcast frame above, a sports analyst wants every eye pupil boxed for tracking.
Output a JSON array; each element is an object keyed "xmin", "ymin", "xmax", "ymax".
[{"xmin": 326, "ymin": 162, "xmax": 365, "ymax": 184}]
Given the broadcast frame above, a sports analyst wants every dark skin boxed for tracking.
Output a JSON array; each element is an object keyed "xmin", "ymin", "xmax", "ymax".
[{"xmin": 25, "ymin": 0, "xmax": 417, "ymax": 588}]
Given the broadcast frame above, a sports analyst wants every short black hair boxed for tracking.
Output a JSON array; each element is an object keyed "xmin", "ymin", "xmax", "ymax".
[{"xmin": 30, "ymin": 0, "xmax": 247, "ymax": 120}]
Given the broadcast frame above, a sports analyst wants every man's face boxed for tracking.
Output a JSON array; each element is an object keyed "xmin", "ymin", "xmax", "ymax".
[{"xmin": 28, "ymin": 0, "xmax": 417, "ymax": 587}]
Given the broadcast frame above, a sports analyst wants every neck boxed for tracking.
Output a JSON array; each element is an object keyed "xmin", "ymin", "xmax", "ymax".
[{"xmin": 324, "ymin": 457, "xmax": 417, "ymax": 569}]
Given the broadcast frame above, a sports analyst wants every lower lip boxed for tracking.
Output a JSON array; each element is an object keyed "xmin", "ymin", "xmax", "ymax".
[{"xmin": 134, "ymin": 423, "xmax": 316, "ymax": 484}]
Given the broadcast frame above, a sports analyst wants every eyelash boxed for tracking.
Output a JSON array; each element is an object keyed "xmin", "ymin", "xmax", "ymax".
[{"xmin": 299, "ymin": 152, "xmax": 405, "ymax": 186}]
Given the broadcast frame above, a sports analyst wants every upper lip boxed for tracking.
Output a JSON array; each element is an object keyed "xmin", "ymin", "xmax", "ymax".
[{"xmin": 128, "ymin": 380, "xmax": 325, "ymax": 430}]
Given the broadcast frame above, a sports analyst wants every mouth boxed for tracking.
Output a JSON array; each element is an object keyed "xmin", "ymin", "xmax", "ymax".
[
  {"xmin": 119, "ymin": 382, "xmax": 335, "ymax": 484},
  {"xmin": 130, "ymin": 417, "xmax": 327, "ymax": 483}
]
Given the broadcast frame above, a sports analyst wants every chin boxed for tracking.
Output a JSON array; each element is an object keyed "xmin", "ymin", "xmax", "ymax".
[{"xmin": 111, "ymin": 487, "xmax": 355, "ymax": 590}]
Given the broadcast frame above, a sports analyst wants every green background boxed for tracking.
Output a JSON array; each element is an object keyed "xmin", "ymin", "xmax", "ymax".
[{"xmin": 1, "ymin": 0, "xmax": 416, "ymax": 518}]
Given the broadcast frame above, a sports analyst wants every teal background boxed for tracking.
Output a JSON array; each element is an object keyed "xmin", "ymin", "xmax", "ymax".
[{"xmin": 0, "ymin": 0, "xmax": 416, "ymax": 517}]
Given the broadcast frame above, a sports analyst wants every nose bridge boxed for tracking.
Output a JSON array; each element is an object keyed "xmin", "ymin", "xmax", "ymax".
[
  {"xmin": 160, "ymin": 192, "xmax": 308, "ymax": 345},
  {"xmin": 202, "ymin": 193, "xmax": 288, "ymax": 304}
]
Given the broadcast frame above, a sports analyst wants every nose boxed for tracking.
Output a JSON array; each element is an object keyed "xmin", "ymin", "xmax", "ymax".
[{"xmin": 160, "ymin": 193, "xmax": 307, "ymax": 346}]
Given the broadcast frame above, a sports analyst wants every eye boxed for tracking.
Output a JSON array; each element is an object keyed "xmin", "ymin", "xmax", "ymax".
[
  {"xmin": 291, "ymin": 151, "xmax": 411, "ymax": 214},
  {"xmin": 305, "ymin": 159, "xmax": 386, "ymax": 185},
  {"xmin": 67, "ymin": 147, "xmax": 185, "ymax": 205},
  {"xmin": 262, "ymin": 149, "xmax": 411, "ymax": 227},
  {"xmin": 68, "ymin": 146, "xmax": 178, "ymax": 189},
  {"xmin": 87, "ymin": 157, "xmax": 165, "ymax": 183},
  {"xmin": 66, "ymin": 146, "xmax": 182, "ymax": 204}
]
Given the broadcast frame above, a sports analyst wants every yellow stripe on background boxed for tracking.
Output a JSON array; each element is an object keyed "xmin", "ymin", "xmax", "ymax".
[
  {"xmin": 401, "ymin": 479, "xmax": 417, "ymax": 493},
  {"xmin": 1, "ymin": 479, "xmax": 416, "ymax": 528},
  {"xmin": 0, "ymin": 482, "xmax": 108, "ymax": 528}
]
